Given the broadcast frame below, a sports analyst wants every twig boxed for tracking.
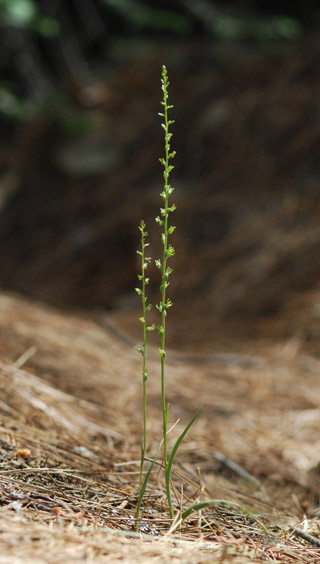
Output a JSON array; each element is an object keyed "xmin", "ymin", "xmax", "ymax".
[
  {"xmin": 213, "ymin": 451, "xmax": 260, "ymax": 486},
  {"xmin": 290, "ymin": 527, "xmax": 320, "ymax": 547},
  {"xmin": 14, "ymin": 346, "xmax": 37, "ymax": 368}
]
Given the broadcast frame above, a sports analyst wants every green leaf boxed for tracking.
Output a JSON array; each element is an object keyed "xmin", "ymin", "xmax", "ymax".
[
  {"xmin": 165, "ymin": 405, "xmax": 206, "ymax": 487},
  {"xmin": 135, "ymin": 442, "xmax": 162, "ymax": 527},
  {"xmin": 182, "ymin": 499, "xmax": 254, "ymax": 521}
]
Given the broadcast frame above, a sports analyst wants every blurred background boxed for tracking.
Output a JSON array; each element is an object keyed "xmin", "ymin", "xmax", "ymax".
[{"xmin": 0, "ymin": 0, "xmax": 320, "ymax": 352}]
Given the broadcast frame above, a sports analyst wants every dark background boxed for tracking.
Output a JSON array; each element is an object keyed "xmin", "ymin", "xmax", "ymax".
[
  {"xmin": 0, "ymin": 0, "xmax": 320, "ymax": 351},
  {"xmin": 1, "ymin": 1, "xmax": 319, "ymax": 103}
]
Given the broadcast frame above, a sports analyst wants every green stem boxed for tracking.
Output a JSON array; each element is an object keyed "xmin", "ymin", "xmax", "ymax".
[
  {"xmin": 134, "ymin": 220, "xmax": 153, "ymax": 526},
  {"xmin": 157, "ymin": 65, "xmax": 176, "ymax": 519},
  {"xmin": 141, "ymin": 230, "xmax": 148, "ymax": 488},
  {"xmin": 161, "ymin": 74, "xmax": 170, "ymax": 468}
]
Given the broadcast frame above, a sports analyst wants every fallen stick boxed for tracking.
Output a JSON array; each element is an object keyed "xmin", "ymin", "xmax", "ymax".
[
  {"xmin": 291, "ymin": 527, "xmax": 320, "ymax": 547},
  {"xmin": 213, "ymin": 451, "xmax": 260, "ymax": 486}
]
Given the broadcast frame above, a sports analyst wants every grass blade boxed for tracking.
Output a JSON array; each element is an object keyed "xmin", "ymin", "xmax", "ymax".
[
  {"xmin": 165, "ymin": 404, "xmax": 206, "ymax": 491},
  {"xmin": 182, "ymin": 499, "xmax": 256, "ymax": 520},
  {"xmin": 135, "ymin": 442, "xmax": 161, "ymax": 528}
]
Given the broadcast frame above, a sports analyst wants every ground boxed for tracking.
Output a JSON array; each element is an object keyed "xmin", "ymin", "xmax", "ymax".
[
  {"xmin": 0, "ymin": 35, "xmax": 320, "ymax": 563},
  {"xmin": 0, "ymin": 290, "xmax": 320, "ymax": 563}
]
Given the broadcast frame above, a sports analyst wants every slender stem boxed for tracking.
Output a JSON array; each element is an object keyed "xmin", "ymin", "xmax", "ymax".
[
  {"xmin": 157, "ymin": 65, "xmax": 176, "ymax": 518},
  {"xmin": 135, "ymin": 220, "xmax": 153, "ymax": 526},
  {"xmin": 141, "ymin": 228, "xmax": 148, "ymax": 483},
  {"xmin": 161, "ymin": 89, "xmax": 170, "ymax": 467}
]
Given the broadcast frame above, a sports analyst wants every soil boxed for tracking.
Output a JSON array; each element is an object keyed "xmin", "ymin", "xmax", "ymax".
[{"xmin": 0, "ymin": 35, "xmax": 320, "ymax": 562}]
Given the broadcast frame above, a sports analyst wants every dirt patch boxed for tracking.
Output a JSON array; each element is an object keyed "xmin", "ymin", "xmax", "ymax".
[{"xmin": 0, "ymin": 291, "xmax": 320, "ymax": 562}]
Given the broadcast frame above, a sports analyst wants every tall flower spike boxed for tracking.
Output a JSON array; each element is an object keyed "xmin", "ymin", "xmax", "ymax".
[
  {"xmin": 135, "ymin": 219, "xmax": 155, "ymax": 528},
  {"xmin": 157, "ymin": 65, "xmax": 176, "ymax": 518}
]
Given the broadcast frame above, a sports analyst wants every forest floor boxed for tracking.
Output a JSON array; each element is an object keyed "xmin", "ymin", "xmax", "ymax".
[
  {"xmin": 0, "ymin": 35, "xmax": 320, "ymax": 562},
  {"xmin": 0, "ymin": 290, "xmax": 320, "ymax": 563}
]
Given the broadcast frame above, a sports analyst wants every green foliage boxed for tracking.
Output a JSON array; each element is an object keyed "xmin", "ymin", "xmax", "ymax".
[
  {"xmin": 0, "ymin": 0, "xmax": 59, "ymax": 36},
  {"xmin": 0, "ymin": 86, "xmax": 29, "ymax": 119},
  {"xmin": 213, "ymin": 13, "xmax": 302, "ymax": 42},
  {"xmin": 99, "ymin": 0, "xmax": 191, "ymax": 34},
  {"xmin": 181, "ymin": 499, "xmax": 259, "ymax": 521},
  {"xmin": 0, "ymin": 0, "xmax": 306, "ymax": 52}
]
